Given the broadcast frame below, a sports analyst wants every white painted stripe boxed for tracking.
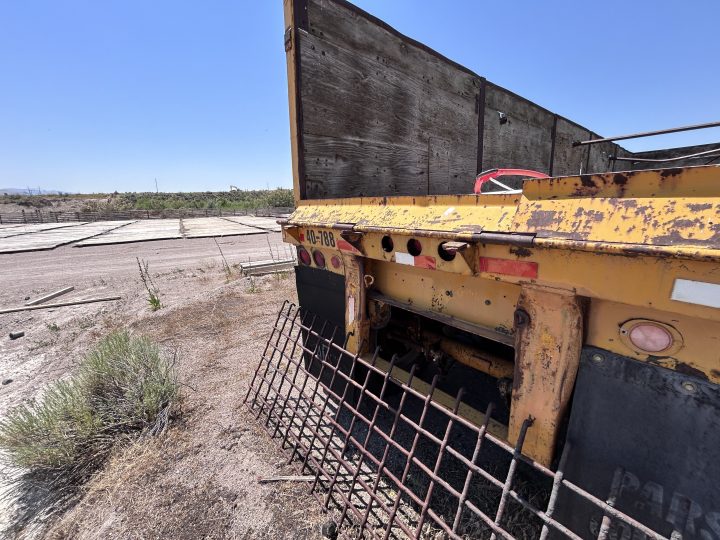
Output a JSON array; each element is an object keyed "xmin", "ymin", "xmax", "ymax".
[
  {"xmin": 671, "ymin": 278, "xmax": 720, "ymax": 309},
  {"xmin": 395, "ymin": 252, "xmax": 414, "ymax": 266}
]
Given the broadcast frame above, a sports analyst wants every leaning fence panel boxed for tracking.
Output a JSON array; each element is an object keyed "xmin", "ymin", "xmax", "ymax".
[{"xmin": 244, "ymin": 301, "xmax": 670, "ymax": 540}]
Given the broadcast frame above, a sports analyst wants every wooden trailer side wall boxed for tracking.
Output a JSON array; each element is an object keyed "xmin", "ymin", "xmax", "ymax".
[{"xmin": 287, "ymin": 0, "xmax": 717, "ymax": 200}]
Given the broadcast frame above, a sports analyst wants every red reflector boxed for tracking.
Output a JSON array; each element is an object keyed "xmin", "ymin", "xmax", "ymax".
[
  {"xmin": 414, "ymin": 255, "xmax": 436, "ymax": 270},
  {"xmin": 479, "ymin": 257, "xmax": 538, "ymax": 278},
  {"xmin": 297, "ymin": 246, "xmax": 311, "ymax": 266},
  {"xmin": 337, "ymin": 239, "xmax": 362, "ymax": 254},
  {"xmin": 330, "ymin": 255, "xmax": 341, "ymax": 269},
  {"xmin": 313, "ymin": 250, "xmax": 326, "ymax": 268}
]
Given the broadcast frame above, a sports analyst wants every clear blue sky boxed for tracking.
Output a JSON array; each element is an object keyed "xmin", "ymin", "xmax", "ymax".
[{"xmin": 1, "ymin": 0, "xmax": 719, "ymax": 193}]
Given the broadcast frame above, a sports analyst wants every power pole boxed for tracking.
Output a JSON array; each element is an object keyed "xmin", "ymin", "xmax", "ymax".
[{"xmin": 155, "ymin": 178, "xmax": 159, "ymax": 193}]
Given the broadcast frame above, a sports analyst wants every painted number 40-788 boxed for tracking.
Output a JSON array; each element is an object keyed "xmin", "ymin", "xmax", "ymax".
[{"xmin": 306, "ymin": 230, "xmax": 335, "ymax": 247}]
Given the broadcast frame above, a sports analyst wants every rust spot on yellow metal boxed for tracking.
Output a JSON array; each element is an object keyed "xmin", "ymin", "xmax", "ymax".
[
  {"xmin": 510, "ymin": 287, "xmax": 583, "ymax": 466},
  {"xmin": 669, "ymin": 361, "xmax": 708, "ymax": 381},
  {"xmin": 289, "ymin": 165, "xmax": 720, "ymax": 258},
  {"xmin": 509, "ymin": 246, "xmax": 532, "ymax": 258},
  {"xmin": 343, "ymin": 254, "xmax": 370, "ymax": 355}
]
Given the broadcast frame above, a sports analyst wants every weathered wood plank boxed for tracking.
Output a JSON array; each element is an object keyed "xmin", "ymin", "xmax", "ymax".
[
  {"xmin": 552, "ymin": 118, "xmax": 592, "ymax": 176},
  {"xmin": 298, "ymin": 0, "xmax": 480, "ymax": 198},
  {"xmin": 303, "ymin": 135, "xmax": 429, "ymax": 197},
  {"xmin": 25, "ymin": 286, "xmax": 75, "ymax": 306},
  {"xmin": 586, "ymin": 138, "xmax": 617, "ymax": 174},
  {"xmin": 300, "ymin": 33, "xmax": 478, "ymax": 143},
  {"xmin": 0, "ymin": 296, "xmax": 122, "ymax": 315},
  {"xmin": 629, "ymin": 142, "xmax": 720, "ymax": 171},
  {"xmin": 292, "ymin": 0, "xmax": 636, "ymax": 198},
  {"xmin": 304, "ymin": 134, "xmax": 479, "ymax": 197},
  {"xmin": 481, "ymin": 84, "xmax": 555, "ymax": 174},
  {"xmin": 306, "ymin": 0, "xmax": 479, "ymax": 97}
]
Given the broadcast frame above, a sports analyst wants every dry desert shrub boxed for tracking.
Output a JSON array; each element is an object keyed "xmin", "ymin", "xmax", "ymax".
[{"xmin": 0, "ymin": 331, "xmax": 178, "ymax": 483}]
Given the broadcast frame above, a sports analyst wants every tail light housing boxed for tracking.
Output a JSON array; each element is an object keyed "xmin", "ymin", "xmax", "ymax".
[
  {"xmin": 297, "ymin": 246, "xmax": 311, "ymax": 266},
  {"xmin": 619, "ymin": 319, "xmax": 682, "ymax": 355},
  {"xmin": 312, "ymin": 250, "xmax": 326, "ymax": 268}
]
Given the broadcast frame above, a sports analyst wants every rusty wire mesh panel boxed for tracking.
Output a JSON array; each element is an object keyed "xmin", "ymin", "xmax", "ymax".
[{"xmin": 244, "ymin": 301, "xmax": 669, "ymax": 540}]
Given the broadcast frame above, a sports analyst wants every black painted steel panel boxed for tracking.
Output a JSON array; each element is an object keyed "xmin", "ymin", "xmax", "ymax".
[{"xmin": 557, "ymin": 347, "xmax": 720, "ymax": 540}]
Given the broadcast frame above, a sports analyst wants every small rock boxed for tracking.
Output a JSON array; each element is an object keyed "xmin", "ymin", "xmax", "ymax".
[
  {"xmin": 2, "ymin": 379, "xmax": 13, "ymax": 385},
  {"xmin": 320, "ymin": 520, "xmax": 338, "ymax": 539}
]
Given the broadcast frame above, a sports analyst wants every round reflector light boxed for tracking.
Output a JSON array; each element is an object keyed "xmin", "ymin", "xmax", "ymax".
[
  {"xmin": 313, "ymin": 250, "xmax": 326, "ymax": 268},
  {"xmin": 330, "ymin": 255, "xmax": 341, "ymax": 269},
  {"xmin": 628, "ymin": 323, "xmax": 673, "ymax": 353},
  {"xmin": 297, "ymin": 246, "xmax": 311, "ymax": 266}
]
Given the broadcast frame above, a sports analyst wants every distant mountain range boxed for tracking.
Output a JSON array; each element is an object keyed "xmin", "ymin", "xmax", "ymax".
[{"xmin": 0, "ymin": 188, "xmax": 69, "ymax": 195}]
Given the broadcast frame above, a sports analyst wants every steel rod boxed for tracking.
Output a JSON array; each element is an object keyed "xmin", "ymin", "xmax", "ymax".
[
  {"xmin": 572, "ymin": 120, "xmax": 720, "ymax": 146},
  {"xmin": 611, "ymin": 144, "xmax": 720, "ymax": 163}
]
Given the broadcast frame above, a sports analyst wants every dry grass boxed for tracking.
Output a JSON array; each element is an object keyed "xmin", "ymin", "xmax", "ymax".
[
  {"xmin": 45, "ymin": 431, "xmax": 239, "ymax": 540},
  {"xmin": 0, "ymin": 332, "xmax": 179, "ymax": 537},
  {"xmin": 39, "ymin": 278, "xmax": 328, "ymax": 540},
  {"xmin": 0, "ymin": 332, "xmax": 177, "ymax": 473}
]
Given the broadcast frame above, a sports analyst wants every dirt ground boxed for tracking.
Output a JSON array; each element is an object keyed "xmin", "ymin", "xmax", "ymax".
[{"xmin": 0, "ymin": 235, "xmax": 329, "ymax": 539}]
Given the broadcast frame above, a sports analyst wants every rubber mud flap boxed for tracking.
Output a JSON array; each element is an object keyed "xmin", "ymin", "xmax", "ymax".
[
  {"xmin": 555, "ymin": 347, "xmax": 720, "ymax": 540},
  {"xmin": 295, "ymin": 265, "xmax": 352, "ymax": 397}
]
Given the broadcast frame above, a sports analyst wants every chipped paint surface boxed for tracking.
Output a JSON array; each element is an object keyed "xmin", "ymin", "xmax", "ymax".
[
  {"xmin": 289, "ymin": 165, "xmax": 720, "ymax": 261},
  {"xmin": 511, "ymin": 287, "xmax": 584, "ymax": 466},
  {"xmin": 286, "ymin": 163, "xmax": 720, "ymax": 463}
]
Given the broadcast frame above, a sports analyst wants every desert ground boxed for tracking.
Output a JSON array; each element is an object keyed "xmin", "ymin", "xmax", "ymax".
[{"xmin": 0, "ymin": 234, "xmax": 329, "ymax": 539}]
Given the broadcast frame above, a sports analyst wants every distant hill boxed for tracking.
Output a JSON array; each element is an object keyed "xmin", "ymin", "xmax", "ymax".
[{"xmin": 0, "ymin": 188, "xmax": 69, "ymax": 195}]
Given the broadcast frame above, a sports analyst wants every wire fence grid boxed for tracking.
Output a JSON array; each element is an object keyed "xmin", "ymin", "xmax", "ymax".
[{"xmin": 244, "ymin": 301, "xmax": 671, "ymax": 540}]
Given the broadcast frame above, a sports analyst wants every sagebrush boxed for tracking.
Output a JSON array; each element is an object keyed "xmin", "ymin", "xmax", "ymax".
[{"xmin": 0, "ymin": 331, "xmax": 178, "ymax": 480}]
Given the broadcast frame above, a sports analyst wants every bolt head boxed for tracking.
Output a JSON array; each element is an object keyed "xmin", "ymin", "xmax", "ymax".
[{"xmin": 513, "ymin": 309, "xmax": 530, "ymax": 328}]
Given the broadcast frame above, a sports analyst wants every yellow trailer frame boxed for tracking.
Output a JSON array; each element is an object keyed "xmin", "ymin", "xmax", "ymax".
[{"xmin": 282, "ymin": 165, "xmax": 720, "ymax": 466}]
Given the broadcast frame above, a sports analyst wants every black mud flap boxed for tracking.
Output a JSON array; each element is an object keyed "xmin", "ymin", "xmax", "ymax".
[
  {"xmin": 295, "ymin": 265, "xmax": 352, "ymax": 396},
  {"xmin": 295, "ymin": 265, "xmax": 345, "ymax": 330},
  {"xmin": 557, "ymin": 347, "xmax": 720, "ymax": 540}
]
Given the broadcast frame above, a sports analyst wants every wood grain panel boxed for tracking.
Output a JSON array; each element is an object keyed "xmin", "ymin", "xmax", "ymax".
[{"xmin": 299, "ymin": 0, "xmax": 480, "ymax": 198}]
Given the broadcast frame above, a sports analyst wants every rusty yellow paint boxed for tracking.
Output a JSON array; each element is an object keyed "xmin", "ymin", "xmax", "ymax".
[
  {"xmin": 294, "ymin": 228, "xmax": 720, "ymax": 381},
  {"xmin": 343, "ymin": 254, "xmax": 369, "ymax": 355},
  {"xmin": 286, "ymin": 165, "xmax": 720, "ymax": 461},
  {"xmin": 510, "ymin": 287, "xmax": 584, "ymax": 466},
  {"xmin": 369, "ymin": 259, "xmax": 519, "ymax": 338},
  {"xmin": 587, "ymin": 299, "xmax": 720, "ymax": 384},
  {"xmin": 297, "ymin": 226, "xmax": 720, "ymax": 320},
  {"xmin": 513, "ymin": 168, "xmax": 720, "ymax": 249},
  {"xmin": 289, "ymin": 165, "xmax": 720, "ymax": 261},
  {"xmin": 422, "ymin": 331, "xmax": 515, "ymax": 380},
  {"xmin": 291, "ymin": 193, "xmax": 519, "ymax": 238}
]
